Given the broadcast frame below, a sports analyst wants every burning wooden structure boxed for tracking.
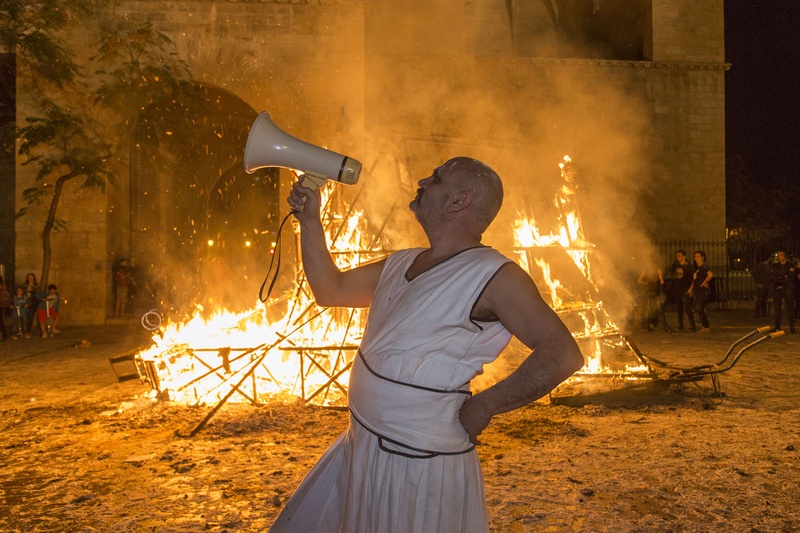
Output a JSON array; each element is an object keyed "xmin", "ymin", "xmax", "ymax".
[
  {"xmin": 132, "ymin": 185, "xmax": 384, "ymax": 409},
  {"xmin": 121, "ymin": 156, "xmax": 782, "ymax": 428}
]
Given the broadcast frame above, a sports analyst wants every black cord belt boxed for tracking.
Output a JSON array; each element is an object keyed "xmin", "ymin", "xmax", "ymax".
[
  {"xmin": 351, "ymin": 350, "xmax": 474, "ymax": 459},
  {"xmin": 357, "ymin": 350, "xmax": 471, "ymax": 396}
]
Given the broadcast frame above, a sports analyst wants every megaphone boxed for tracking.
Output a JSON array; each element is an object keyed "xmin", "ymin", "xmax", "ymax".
[{"xmin": 244, "ymin": 111, "xmax": 362, "ymax": 191}]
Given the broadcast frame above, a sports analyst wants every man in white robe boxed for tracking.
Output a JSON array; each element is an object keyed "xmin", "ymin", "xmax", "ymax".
[{"xmin": 271, "ymin": 157, "xmax": 584, "ymax": 532}]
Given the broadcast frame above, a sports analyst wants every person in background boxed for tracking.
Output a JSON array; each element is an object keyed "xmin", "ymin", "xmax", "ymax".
[
  {"xmin": 793, "ymin": 255, "xmax": 800, "ymax": 327},
  {"xmin": 127, "ymin": 255, "xmax": 140, "ymax": 314},
  {"xmin": 752, "ymin": 255, "xmax": 773, "ymax": 318},
  {"xmin": 670, "ymin": 250, "xmax": 695, "ymax": 332},
  {"xmin": 0, "ymin": 275, "xmax": 9, "ymax": 341},
  {"xmin": 637, "ymin": 260, "xmax": 671, "ymax": 332},
  {"xmin": 689, "ymin": 251, "xmax": 713, "ymax": 334},
  {"xmin": 10, "ymin": 286, "xmax": 32, "ymax": 340},
  {"xmin": 23, "ymin": 273, "xmax": 38, "ymax": 336},
  {"xmin": 36, "ymin": 284, "xmax": 61, "ymax": 338},
  {"xmin": 114, "ymin": 258, "xmax": 130, "ymax": 318},
  {"xmin": 771, "ymin": 248, "xmax": 796, "ymax": 333}
]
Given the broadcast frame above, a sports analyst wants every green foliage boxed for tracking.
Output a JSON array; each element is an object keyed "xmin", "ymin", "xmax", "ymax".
[
  {"xmin": 7, "ymin": 1, "xmax": 202, "ymax": 286},
  {"xmin": 17, "ymin": 98, "xmax": 114, "ymax": 206},
  {"xmin": 6, "ymin": 0, "xmax": 116, "ymax": 223},
  {"xmin": 726, "ymin": 153, "xmax": 791, "ymax": 242},
  {"xmin": 1, "ymin": 0, "xmax": 107, "ymax": 87},
  {"xmin": 94, "ymin": 20, "xmax": 194, "ymax": 126}
]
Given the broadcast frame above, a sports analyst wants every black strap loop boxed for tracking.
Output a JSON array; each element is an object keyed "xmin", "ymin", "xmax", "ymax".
[{"xmin": 259, "ymin": 210, "xmax": 298, "ymax": 303}]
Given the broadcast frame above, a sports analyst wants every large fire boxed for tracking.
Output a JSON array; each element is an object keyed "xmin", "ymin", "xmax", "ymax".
[
  {"xmin": 135, "ymin": 157, "xmax": 650, "ymax": 408},
  {"xmin": 511, "ymin": 156, "xmax": 648, "ymax": 378},
  {"xmin": 136, "ymin": 186, "xmax": 384, "ymax": 407}
]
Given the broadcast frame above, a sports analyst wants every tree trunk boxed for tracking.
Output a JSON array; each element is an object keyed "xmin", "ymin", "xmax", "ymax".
[{"xmin": 39, "ymin": 172, "xmax": 76, "ymax": 288}]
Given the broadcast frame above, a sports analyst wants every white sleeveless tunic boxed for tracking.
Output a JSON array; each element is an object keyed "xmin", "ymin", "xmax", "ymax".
[{"xmin": 270, "ymin": 247, "xmax": 513, "ymax": 533}]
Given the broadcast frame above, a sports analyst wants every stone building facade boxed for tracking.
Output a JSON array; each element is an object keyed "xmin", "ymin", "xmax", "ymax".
[{"xmin": 10, "ymin": 0, "xmax": 726, "ymax": 324}]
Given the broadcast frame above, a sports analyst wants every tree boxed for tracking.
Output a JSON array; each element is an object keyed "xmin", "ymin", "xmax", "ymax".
[
  {"xmin": 725, "ymin": 153, "xmax": 793, "ymax": 268},
  {"xmin": 9, "ymin": 6, "xmax": 197, "ymax": 290},
  {"xmin": 3, "ymin": 0, "xmax": 110, "ymax": 287},
  {"xmin": 17, "ymin": 99, "xmax": 113, "ymax": 288},
  {"xmin": 726, "ymin": 153, "xmax": 790, "ymax": 242},
  {"xmin": 0, "ymin": 0, "xmax": 97, "ymax": 87}
]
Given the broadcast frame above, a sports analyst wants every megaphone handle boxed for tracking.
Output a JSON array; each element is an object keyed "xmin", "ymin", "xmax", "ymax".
[
  {"xmin": 292, "ymin": 173, "xmax": 327, "ymax": 213},
  {"xmin": 300, "ymin": 174, "xmax": 327, "ymax": 191}
]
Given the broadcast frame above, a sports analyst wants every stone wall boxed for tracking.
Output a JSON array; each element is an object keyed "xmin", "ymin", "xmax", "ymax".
[
  {"xmin": 651, "ymin": 0, "xmax": 725, "ymax": 62},
  {"xmin": 109, "ymin": 0, "xmax": 368, "ymax": 134},
  {"xmin": 12, "ymin": 0, "xmax": 726, "ymax": 324},
  {"xmin": 362, "ymin": 0, "xmax": 726, "ymax": 243}
]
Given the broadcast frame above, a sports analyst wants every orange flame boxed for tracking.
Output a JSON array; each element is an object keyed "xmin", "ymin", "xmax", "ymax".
[
  {"xmin": 512, "ymin": 156, "xmax": 646, "ymax": 378},
  {"xmin": 135, "ymin": 185, "xmax": 385, "ymax": 406},
  {"xmin": 139, "ymin": 156, "xmax": 650, "ymax": 407}
]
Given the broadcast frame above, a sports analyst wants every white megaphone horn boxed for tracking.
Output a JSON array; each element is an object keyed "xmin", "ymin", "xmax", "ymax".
[{"xmin": 244, "ymin": 111, "xmax": 362, "ymax": 191}]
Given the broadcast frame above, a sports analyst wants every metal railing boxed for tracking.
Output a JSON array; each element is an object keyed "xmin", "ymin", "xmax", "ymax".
[{"xmin": 656, "ymin": 238, "xmax": 800, "ymax": 309}]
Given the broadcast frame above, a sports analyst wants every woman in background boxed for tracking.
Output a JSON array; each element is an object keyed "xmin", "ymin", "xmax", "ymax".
[
  {"xmin": 23, "ymin": 273, "xmax": 39, "ymax": 334},
  {"xmin": 690, "ymin": 251, "xmax": 714, "ymax": 334}
]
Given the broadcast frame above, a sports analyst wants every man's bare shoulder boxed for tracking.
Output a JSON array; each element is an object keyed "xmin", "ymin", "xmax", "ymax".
[{"xmin": 473, "ymin": 262, "xmax": 542, "ymax": 321}]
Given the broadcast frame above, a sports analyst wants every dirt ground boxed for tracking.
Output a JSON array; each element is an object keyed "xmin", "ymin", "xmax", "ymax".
[{"xmin": 1, "ymin": 309, "xmax": 798, "ymax": 533}]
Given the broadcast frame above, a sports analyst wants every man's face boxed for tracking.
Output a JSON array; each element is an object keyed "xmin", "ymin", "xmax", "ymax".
[
  {"xmin": 694, "ymin": 252, "xmax": 703, "ymax": 264},
  {"xmin": 409, "ymin": 162, "xmax": 456, "ymax": 228},
  {"xmin": 777, "ymin": 251, "xmax": 786, "ymax": 263},
  {"xmin": 676, "ymin": 252, "xmax": 686, "ymax": 263}
]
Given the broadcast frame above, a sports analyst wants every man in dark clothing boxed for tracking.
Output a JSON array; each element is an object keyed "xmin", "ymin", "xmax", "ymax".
[
  {"xmin": 752, "ymin": 256, "xmax": 773, "ymax": 318},
  {"xmin": 670, "ymin": 250, "xmax": 695, "ymax": 331},
  {"xmin": 771, "ymin": 249, "xmax": 797, "ymax": 333}
]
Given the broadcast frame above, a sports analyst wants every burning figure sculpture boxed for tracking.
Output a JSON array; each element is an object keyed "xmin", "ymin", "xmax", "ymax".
[
  {"xmin": 554, "ymin": 155, "xmax": 585, "ymax": 247},
  {"xmin": 272, "ymin": 157, "xmax": 583, "ymax": 533}
]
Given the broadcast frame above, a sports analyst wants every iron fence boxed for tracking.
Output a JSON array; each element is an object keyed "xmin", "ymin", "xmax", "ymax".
[{"xmin": 656, "ymin": 238, "xmax": 800, "ymax": 308}]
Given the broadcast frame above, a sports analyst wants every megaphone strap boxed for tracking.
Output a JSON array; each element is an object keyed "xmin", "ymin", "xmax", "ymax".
[{"xmin": 258, "ymin": 210, "xmax": 297, "ymax": 303}]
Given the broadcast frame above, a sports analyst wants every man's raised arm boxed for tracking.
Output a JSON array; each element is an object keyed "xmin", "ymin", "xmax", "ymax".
[
  {"xmin": 288, "ymin": 180, "xmax": 385, "ymax": 308},
  {"xmin": 460, "ymin": 262, "xmax": 584, "ymax": 444}
]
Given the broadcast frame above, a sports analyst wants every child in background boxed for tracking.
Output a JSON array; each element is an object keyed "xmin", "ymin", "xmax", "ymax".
[
  {"xmin": 11, "ymin": 286, "xmax": 32, "ymax": 340},
  {"xmin": 36, "ymin": 284, "xmax": 61, "ymax": 338}
]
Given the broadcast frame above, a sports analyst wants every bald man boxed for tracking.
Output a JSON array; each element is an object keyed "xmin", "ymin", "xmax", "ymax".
[{"xmin": 271, "ymin": 157, "xmax": 584, "ymax": 533}]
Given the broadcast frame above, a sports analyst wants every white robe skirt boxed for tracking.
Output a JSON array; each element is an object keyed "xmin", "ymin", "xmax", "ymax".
[{"xmin": 270, "ymin": 247, "xmax": 513, "ymax": 533}]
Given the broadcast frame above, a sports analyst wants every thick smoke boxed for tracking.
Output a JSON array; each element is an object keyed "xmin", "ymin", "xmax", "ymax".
[
  {"xmin": 141, "ymin": 3, "xmax": 660, "ymax": 332},
  {"xmin": 349, "ymin": 74, "xmax": 656, "ymax": 326}
]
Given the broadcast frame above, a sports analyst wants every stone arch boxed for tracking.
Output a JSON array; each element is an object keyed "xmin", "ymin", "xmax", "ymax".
[{"xmin": 127, "ymin": 83, "xmax": 280, "ymax": 317}]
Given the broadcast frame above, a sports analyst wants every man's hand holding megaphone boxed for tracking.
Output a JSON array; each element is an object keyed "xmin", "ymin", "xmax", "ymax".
[
  {"xmin": 287, "ymin": 178, "xmax": 321, "ymax": 219},
  {"xmin": 245, "ymin": 112, "xmax": 361, "ymax": 302}
]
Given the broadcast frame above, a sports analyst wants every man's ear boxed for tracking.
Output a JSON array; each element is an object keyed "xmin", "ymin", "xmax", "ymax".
[{"xmin": 447, "ymin": 190, "xmax": 473, "ymax": 213}]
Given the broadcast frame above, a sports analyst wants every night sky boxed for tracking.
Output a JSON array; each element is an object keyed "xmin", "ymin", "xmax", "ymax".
[{"xmin": 724, "ymin": 0, "xmax": 800, "ymax": 231}]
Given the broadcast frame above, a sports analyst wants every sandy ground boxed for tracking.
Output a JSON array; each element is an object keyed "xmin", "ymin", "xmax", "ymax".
[{"xmin": 1, "ymin": 309, "xmax": 798, "ymax": 533}]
